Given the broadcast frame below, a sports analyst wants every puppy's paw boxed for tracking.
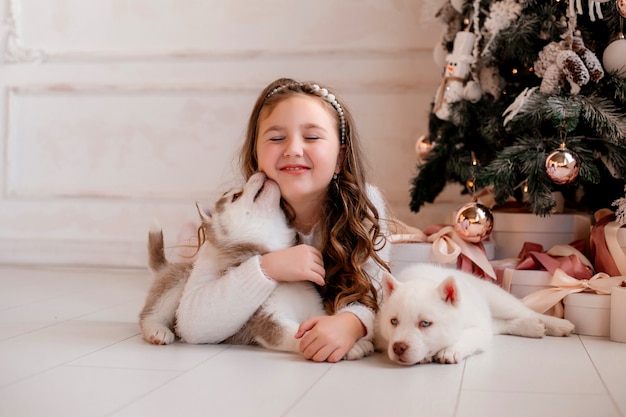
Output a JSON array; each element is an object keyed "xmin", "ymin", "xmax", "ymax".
[
  {"xmin": 418, "ymin": 356, "xmax": 434, "ymax": 364},
  {"xmin": 546, "ymin": 318, "xmax": 575, "ymax": 337},
  {"xmin": 344, "ymin": 340, "xmax": 374, "ymax": 360},
  {"xmin": 142, "ymin": 323, "xmax": 175, "ymax": 345},
  {"xmin": 434, "ymin": 347, "xmax": 461, "ymax": 364}
]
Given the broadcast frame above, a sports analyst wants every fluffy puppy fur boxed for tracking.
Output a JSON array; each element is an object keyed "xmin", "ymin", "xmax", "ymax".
[
  {"xmin": 376, "ymin": 263, "xmax": 575, "ymax": 365},
  {"xmin": 139, "ymin": 172, "xmax": 372, "ymax": 360}
]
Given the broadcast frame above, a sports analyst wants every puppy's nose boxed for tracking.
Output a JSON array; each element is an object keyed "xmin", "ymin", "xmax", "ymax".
[{"xmin": 393, "ymin": 342, "xmax": 408, "ymax": 356}]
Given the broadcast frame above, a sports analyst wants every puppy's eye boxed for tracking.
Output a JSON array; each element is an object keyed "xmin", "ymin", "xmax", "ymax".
[
  {"xmin": 231, "ymin": 192, "xmax": 242, "ymax": 202},
  {"xmin": 390, "ymin": 318, "xmax": 398, "ymax": 326},
  {"xmin": 419, "ymin": 321, "xmax": 431, "ymax": 328}
]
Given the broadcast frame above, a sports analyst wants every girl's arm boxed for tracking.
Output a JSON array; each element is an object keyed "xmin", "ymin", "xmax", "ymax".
[{"xmin": 175, "ymin": 255, "xmax": 276, "ymax": 344}]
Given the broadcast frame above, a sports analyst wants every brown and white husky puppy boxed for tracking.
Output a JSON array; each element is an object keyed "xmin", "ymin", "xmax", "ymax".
[{"xmin": 139, "ymin": 172, "xmax": 372, "ymax": 360}]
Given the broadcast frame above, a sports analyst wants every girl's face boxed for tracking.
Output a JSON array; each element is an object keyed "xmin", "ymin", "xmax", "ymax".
[{"xmin": 256, "ymin": 95, "xmax": 342, "ymax": 210}]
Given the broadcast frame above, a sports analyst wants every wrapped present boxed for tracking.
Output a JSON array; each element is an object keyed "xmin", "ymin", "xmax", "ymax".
[
  {"xmin": 590, "ymin": 210, "xmax": 626, "ymax": 276},
  {"xmin": 496, "ymin": 241, "xmax": 593, "ymax": 299},
  {"xmin": 389, "ymin": 224, "xmax": 495, "ymax": 279},
  {"xmin": 515, "ymin": 241, "xmax": 593, "ymax": 277},
  {"xmin": 490, "ymin": 212, "xmax": 591, "ymax": 259},
  {"xmin": 610, "ymin": 282, "xmax": 626, "ymax": 343},
  {"xmin": 523, "ymin": 269, "xmax": 625, "ymax": 318},
  {"xmin": 501, "ymin": 269, "xmax": 552, "ymax": 299},
  {"xmin": 564, "ymin": 292, "xmax": 611, "ymax": 337}
]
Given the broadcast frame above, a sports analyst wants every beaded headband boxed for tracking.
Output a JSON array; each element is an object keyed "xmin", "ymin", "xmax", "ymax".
[{"xmin": 265, "ymin": 83, "xmax": 346, "ymax": 145}]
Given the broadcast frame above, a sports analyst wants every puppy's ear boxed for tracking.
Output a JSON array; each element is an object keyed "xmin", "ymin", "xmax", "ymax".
[
  {"xmin": 439, "ymin": 276, "xmax": 460, "ymax": 306},
  {"xmin": 195, "ymin": 201, "xmax": 212, "ymax": 222},
  {"xmin": 382, "ymin": 272, "xmax": 399, "ymax": 298}
]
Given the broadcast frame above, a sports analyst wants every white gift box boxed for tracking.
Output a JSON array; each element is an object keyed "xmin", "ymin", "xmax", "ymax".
[
  {"xmin": 491, "ymin": 212, "xmax": 592, "ymax": 259},
  {"xmin": 389, "ymin": 242, "xmax": 495, "ymax": 276},
  {"xmin": 501, "ymin": 269, "xmax": 552, "ymax": 299},
  {"xmin": 564, "ymin": 292, "xmax": 611, "ymax": 337},
  {"xmin": 610, "ymin": 284, "xmax": 626, "ymax": 343}
]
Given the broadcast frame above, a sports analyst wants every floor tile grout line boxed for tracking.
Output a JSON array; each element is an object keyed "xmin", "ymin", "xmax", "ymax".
[
  {"xmin": 453, "ymin": 358, "xmax": 468, "ymax": 417},
  {"xmin": 579, "ymin": 336, "xmax": 626, "ymax": 417},
  {"xmin": 0, "ymin": 331, "xmax": 144, "ymax": 390},
  {"xmin": 101, "ymin": 344, "xmax": 237, "ymax": 417},
  {"xmin": 0, "ymin": 297, "xmax": 142, "ymax": 343},
  {"xmin": 278, "ymin": 362, "xmax": 335, "ymax": 417}
]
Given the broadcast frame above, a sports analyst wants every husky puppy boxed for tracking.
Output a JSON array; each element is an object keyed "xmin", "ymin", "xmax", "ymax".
[
  {"xmin": 375, "ymin": 263, "xmax": 575, "ymax": 365},
  {"xmin": 139, "ymin": 172, "xmax": 372, "ymax": 360}
]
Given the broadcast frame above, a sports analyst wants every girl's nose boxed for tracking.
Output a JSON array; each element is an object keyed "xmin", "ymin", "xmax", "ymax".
[{"xmin": 283, "ymin": 136, "xmax": 303, "ymax": 157}]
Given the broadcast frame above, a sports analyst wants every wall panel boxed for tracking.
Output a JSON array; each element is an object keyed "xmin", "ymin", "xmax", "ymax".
[{"xmin": 0, "ymin": 0, "xmax": 456, "ymax": 267}]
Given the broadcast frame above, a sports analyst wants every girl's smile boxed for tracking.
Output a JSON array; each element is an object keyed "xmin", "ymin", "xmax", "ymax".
[{"xmin": 256, "ymin": 95, "xmax": 342, "ymax": 212}]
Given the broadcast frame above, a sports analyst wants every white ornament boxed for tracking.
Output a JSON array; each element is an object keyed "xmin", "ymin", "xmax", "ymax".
[
  {"xmin": 613, "ymin": 185, "xmax": 626, "ymax": 225},
  {"xmin": 603, "ymin": 36, "xmax": 626, "ymax": 78},
  {"xmin": 433, "ymin": 31, "xmax": 479, "ymax": 120},
  {"xmin": 502, "ymin": 86, "xmax": 538, "ymax": 126}
]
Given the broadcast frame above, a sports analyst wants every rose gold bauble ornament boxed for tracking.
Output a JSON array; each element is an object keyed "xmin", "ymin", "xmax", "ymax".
[
  {"xmin": 603, "ymin": 33, "xmax": 626, "ymax": 79},
  {"xmin": 545, "ymin": 147, "xmax": 580, "ymax": 184},
  {"xmin": 454, "ymin": 202, "xmax": 494, "ymax": 243},
  {"xmin": 415, "ymin": 134, "xmax": 434, "ymax": 162}
]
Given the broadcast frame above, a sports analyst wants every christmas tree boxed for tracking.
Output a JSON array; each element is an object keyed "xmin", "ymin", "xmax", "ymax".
[{"xmin": 410, "ymin": 0, "xmax": 626, "ymax": 217}]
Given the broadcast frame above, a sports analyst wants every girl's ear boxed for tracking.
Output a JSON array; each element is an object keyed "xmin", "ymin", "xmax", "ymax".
[{"xmin": 335, "ymin": 145, "xmax": 346, "ymax": 174}]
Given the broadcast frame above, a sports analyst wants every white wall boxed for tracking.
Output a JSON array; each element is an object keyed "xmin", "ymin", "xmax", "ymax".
[{"xmin": 0, "ymin": 0, "xmax": 466, "ymax": 267}]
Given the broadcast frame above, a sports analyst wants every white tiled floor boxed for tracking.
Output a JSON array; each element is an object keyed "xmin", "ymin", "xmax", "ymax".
[{"xmin": 1, "ymin": 264, "xmax": 625, "ymax": 417}]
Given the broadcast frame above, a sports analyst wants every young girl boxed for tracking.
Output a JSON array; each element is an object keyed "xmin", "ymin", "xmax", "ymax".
[{"xmin": 176, "ymin": 77, "xmax": 391, "ymax": 363}]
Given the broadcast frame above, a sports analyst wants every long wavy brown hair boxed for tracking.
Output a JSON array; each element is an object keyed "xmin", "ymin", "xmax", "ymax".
[{"xmin": 239, "ymin": 77, "xmax": 389, "ymax": 314}]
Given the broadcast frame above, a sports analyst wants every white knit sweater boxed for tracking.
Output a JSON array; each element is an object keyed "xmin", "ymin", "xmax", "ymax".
[{"xmin": 175, "ymin": 184, "xmax": 391, "ymax": 345}]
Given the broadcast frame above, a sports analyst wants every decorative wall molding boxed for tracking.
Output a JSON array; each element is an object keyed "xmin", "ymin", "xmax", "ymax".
[
  {"xmin": 0, "ymin": 238, "xmax": 147, "ymax": 268},
  {"xmin": 2, "ymin": 0, "xmax": 435, "ymax": 64}
]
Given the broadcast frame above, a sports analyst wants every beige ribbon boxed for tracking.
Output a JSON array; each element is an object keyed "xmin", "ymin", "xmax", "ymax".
[
  {"xmin": 426, "ymin": 226, "xmax": 496, "ymax": 280},
  {"xmin": 388, "ymin": 225, "xmax": 496, "ymax": 281},
  {"xmin": 523, "ymin": 268, "xmax": 625, "ymax": 315}
]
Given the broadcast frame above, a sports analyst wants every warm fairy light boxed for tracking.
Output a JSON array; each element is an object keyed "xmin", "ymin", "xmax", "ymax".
[{"xmin": 512, "ymin": 68, "xmax": 518, "ymax": 74}]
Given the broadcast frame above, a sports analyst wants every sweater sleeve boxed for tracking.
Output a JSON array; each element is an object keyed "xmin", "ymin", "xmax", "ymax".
[
  {"xmin": 175, "ymin": 254, "xmax": 277, "ymax": 344},
  {"xmin": 338, "ymin": 183, "xmax": 391, "ymax": 339}
]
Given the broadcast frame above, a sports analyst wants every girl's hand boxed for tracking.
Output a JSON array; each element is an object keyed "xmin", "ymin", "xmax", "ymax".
[
  {"xmin": 295, "ymin": 313, "xmax": 366, "ymax": 363},
  {"xmin": 260, "ymin": 244, "xmax": 325, "ymax": 286}
]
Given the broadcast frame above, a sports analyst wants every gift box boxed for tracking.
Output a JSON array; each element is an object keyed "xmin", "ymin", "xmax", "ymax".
[
  {"xmin": 610, "ymin": 284, "xmax": 626, "ymax": 343},
  {"xmin": 501, "ymin": 269, "xmax": 552, "ymax": 299},
  {"xmin": 564, "ymin": 292, "xmax": 611, "ymax": 337},
  {"xmin": 491, "ymin": 212, "xmax": 591, "ymax": 259},
  {"xmin": 389, "ymin": 242, "xmax": 495, "ymax": 276}
]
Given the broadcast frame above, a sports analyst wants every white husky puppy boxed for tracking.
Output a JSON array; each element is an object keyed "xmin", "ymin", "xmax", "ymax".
[
  {"xmin": 375, "ymin": 263, "xmax": 575, "ymax": 365},
  {"xmin": 140, "ymin": 172, "xmax": 372, "ymax": 360}
]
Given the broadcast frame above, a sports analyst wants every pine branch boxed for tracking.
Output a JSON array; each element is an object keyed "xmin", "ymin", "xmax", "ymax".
[{"xmin": 574, "ymin": 94, "xmax": 626, "ymax": 144}]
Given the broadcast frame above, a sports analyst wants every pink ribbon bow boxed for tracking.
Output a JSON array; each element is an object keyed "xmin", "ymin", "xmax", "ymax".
[{"xmin": 515, "ymin": 241, "xmax": 593, "ymax": 279}]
